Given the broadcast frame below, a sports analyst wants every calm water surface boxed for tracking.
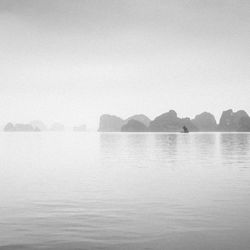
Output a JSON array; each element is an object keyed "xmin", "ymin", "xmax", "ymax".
[{"xmin": 0, "ymin": 132, "xmax": 250, "ymax": 249}]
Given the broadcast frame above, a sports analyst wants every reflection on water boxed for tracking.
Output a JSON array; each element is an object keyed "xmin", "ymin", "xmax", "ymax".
[
  {"xmin": 0, "ymin": 132, "xmax": 250, "ymax": 249},
  {"xmin": 220, "ymin": 134, "xmax": 250, "ymax": 166}
]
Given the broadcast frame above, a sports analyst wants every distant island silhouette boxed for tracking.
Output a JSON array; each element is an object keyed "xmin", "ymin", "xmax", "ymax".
[
  {"xmin": 98, "ymin": 109, "xmax": 250, "ymax": 132},
  {"xmin": 73, "ymin": 124, "xmax": 87, "ymax": 132},
  {"xmin": 50, "ymin": 123, "xmax": 65, "ymax": 132},
  {"xmin": 4, "ymin": 123, "xmax": 40, "ymax": 132},
  {"xmin": 3, "ymin": 121, "xmax": 65, "ymax": 132},
  {"xmin": 2, "ymin": 121, "xmax": 88, "ymax": 132},
  {"xmin": 30, "ymin": 120, "xmax": 48, "ymax": 131},
  {"xmin": 2, "ymin": 109, "xmax": 250, "ymax": 132}
]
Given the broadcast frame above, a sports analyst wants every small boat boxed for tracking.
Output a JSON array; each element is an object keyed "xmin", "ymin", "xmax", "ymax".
[{"xmin": 181, "ymin": 126, "xmax": 189, "ymax": 133}]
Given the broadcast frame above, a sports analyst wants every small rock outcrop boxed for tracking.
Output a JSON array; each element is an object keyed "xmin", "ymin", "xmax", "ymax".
[
  {"xmin": 192, "ymin": 112, "xmax": 217, "ymax": 131},
  {"xmin": 121, "ymin": 119, "xmax": 148, "ymax": 132}
]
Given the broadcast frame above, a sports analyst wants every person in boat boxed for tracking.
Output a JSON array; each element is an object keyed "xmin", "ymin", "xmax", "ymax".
[{"xmin": 182, "ymin": 126, "xmax": 189, "ymax": 133}]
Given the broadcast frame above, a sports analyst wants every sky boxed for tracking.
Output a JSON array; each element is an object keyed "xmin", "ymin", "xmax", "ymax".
[{"xmin": 0, "ymin": 0, "xmax": 249, "ymax": 129}]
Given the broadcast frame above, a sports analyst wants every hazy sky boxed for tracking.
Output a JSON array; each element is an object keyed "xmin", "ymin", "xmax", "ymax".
[{"xmin": 0, "ymin": 0, "xmax": 249, "ymax": 129}]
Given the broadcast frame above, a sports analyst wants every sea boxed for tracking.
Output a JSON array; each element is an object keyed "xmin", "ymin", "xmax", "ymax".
[{"xmin": 0, "ymin": 132, "xmax": 250, "ymax": 250}]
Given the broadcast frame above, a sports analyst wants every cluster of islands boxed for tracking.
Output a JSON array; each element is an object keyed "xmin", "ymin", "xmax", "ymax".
[
  {"xmin": 3, "ymin": 121, "xmax": 86, "ymax": 132},
  {"xmin": 3, "ymin": 109, "xmax": 250, "ymax": 133},
  {"xmin": 98, "ymin": 109, "xmax": 250, "ymax": 132}
]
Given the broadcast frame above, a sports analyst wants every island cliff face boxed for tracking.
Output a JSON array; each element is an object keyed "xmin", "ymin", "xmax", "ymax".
[
  {"xmin": 192, "ymin": 112, "xmax": 217, "ymax": 131},
  {"xmin": 98, "ymin": 114, "xmax": 151, "ymax": 132},
  {"xmin": 126, "ymin": 114, "xmax": 151, "ymax": 127},
  {"xmin": 98, "ymin": 114, "xmax": 125, "ymax": 132},
  {"xmin": 218, "ymin": 109, "xmax": 249, "ymax": 131},
  {"xmin": 149, "ymin": 110, "xmax": 198, "ymax": 132},
  {"xmin": 238, "ymin": 116, "xmax": 250, "ymax": 132},
  {"xmin": 121, "ymin": 119, "xmax": 148, "ymax": 132}
]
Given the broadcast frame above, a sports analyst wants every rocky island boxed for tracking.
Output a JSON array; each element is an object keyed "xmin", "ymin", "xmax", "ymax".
[{"xmin": 98, "ymin": 109, "xmax": 250, "ymax": 132}]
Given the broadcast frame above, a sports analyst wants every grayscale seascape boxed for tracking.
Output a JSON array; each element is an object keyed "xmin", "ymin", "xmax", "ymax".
[
  {"xmin": 1, "ymin": 132, "xmax": 250, "ymax": 249},
  {"xmin": 1, "ymin": 0, "xmax": 249, "ymax": 249}
]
